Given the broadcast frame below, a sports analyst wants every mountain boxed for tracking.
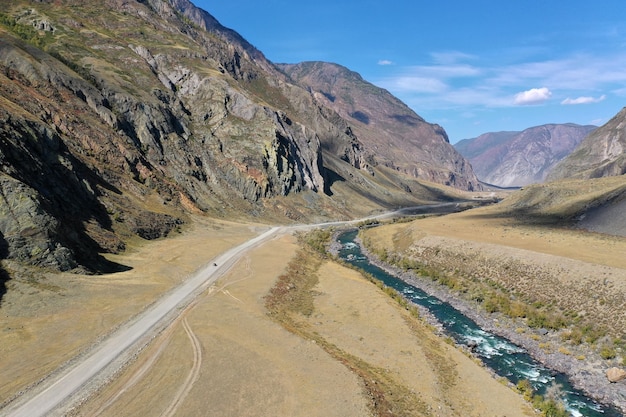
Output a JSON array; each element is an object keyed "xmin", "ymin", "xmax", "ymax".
[
  {"xmin": 548, "ymin": 108, "xmax": 626, "ymax": 180},
  {"xmin": 455, "ymin": 124, "xmax": 596, "ymax": 187},
  {"xmin": 278, "ymin": 62, "xmax": 481, "ymax": 191},
  {"xmin": 0, "ymin": 0, "xmax": 473, "ymax": 272}
]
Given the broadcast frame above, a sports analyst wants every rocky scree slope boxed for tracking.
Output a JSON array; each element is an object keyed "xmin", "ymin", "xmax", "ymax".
[
  {"xmin": 278, "ymin": 62, "xmax": 481, "ymax": 191},
  {"xmin": 0, "ymin": 0, "xmax": 471, "ymax": 273},
  {"xmin": 455, "ymin": 123, "xmax": 596, "ymax": 187},
  {"xmin": 549, "ymin": 107, "xmax": 626, "ymax": 180}
]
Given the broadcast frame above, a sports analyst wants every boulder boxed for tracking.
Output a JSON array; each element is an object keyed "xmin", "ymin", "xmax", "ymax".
[{"xmin": 606, "ymin": 367, "xmax": 626, "ymax": 383}]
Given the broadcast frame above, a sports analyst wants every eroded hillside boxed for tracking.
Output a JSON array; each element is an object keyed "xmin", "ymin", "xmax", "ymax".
[{"xmin": 0, "ymin": 0, "xmax": 475, "ymax": 272}]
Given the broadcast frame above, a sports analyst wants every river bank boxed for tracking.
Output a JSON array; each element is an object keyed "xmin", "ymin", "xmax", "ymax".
[{"xmin": 331, "ymin": 230, "xmax": 626, "ymax": 415}]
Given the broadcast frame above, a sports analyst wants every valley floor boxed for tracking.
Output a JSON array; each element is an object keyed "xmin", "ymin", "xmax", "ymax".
[{"xmin": 0, "ymin": 215, "xmax": 533, "ymax": 417}]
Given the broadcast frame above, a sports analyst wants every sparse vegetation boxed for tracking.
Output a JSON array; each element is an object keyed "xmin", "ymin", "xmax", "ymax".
[
  {"xmin": 265, "ymin": 232, "xmax": 432, "ymax": 417},
  {"xmin": 362, "ymin": 233, "xmax": 571, "ymax": 332},
  {"xmin": 360, "ymin": 223, "xmax": 626, "ymax": 361},
  {"xmin": 298, "ymin": 228, "xmax": 332, "ymax": 257},
  {"xmin": 0, "ymin": 12, "xmax": 54, "ymax": 48},
  {"xmin": 600, "ymin": 345, "xmax": 617, "ymax": 360},
  {"xmin": 517, "ymin": 380, "xmax": 569, "ymax": 417}
]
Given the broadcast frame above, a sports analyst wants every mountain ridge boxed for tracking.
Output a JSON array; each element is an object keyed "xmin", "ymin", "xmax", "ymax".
[
  {"xmin": 455, "ymin": 123, "xmax": 596, "ymax": 187},
  {"xmin": 278, "ymin": 61, "xmax": 481, "ymax": 191},
  {"xmin": 548, "ymin": 107, "xmax": 626, "ymax": 180}
]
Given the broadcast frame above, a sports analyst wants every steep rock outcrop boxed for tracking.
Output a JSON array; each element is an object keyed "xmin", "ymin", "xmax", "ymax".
[
  {"xmin": 0, "ymin": 0, "xmax": 469, "ymax": 272},
  {"xmin": 549, "ymin": 108, "xmax": 626, "ymax": 180},
  {"xmin": 278, "ymin": 62, "xmax": 481, "ymax": 191}
]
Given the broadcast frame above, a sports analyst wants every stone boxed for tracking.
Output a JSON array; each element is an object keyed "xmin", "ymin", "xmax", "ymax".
[{"xmin": 606, "ymin": 367, "xmax": 626, "ymax": 383}]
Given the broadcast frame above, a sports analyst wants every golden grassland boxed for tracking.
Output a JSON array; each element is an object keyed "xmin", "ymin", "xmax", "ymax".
[
  {"xmin": 74, "ymin": 228, "xmax": 533, "ymax": 417},
  {"xmin": 0, "ymin": 217, "xmax": 259, "ymax": 405},
  {"xmin": 361, "ymin": 176, "xmax": 626, "ymax": 363},
  {"xmin": 1, "ymin": 215, "xmax": 536, "ymax": 416},
  {"xmin": 3, "ymin": 176, "xmax": 623, "ymax": 415}
]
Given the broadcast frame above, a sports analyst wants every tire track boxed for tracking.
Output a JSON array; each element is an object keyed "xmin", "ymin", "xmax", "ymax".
[
  {"xmin": 93, "ymin": 255, "xmax": 251, "ymax": 416},
  {"xmin": 159, "ymin": 318, "xmax": 202, "ymax": 417},
  {"xmin": 91, "ymin": 329, "xmax": 175, "ymax": 416}
]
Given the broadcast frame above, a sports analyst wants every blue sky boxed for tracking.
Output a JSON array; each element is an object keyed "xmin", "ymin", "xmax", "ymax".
[{"xmin": 196, "ymin": 1, "xmax": 626, "ymax": 143}]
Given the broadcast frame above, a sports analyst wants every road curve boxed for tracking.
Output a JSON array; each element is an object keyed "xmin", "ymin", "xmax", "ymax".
[{"xmin": 1, "ymin": 226, "xmax": 282, "ymax": 417}]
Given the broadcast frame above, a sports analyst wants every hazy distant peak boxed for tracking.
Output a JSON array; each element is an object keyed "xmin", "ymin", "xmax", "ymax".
[{"xmin": 455, "ymin": 123, "xmax": 596, "ymax": 187}]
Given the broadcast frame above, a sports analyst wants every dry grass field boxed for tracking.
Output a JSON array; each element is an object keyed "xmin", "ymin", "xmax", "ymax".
[
  {"xmin": 362, "ymin": 177, "xmax": 626, "ymax": 337},
  {"xmin": 0, "ymin": 217, "xmax": 259, "ymax": 406},
  {"xmin": 74, "ymin": 230, "xmax": 533, "ymax": 417},
  {"xmin": 5, "ymin": 176, "xmax": 623, "ymax": 415},
  {"xmin": 0, "ymin": 212, "xmax": 537, "ymax": 416}
]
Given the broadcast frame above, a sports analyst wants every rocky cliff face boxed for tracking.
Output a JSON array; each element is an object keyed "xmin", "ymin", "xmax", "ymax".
[
  {"xmin": 455, "ymin": 124, "xmax": 596, "ymax": 187},
  {"xmin": 278, "ymin": 62, "xmax": 481, "ymax": 191},
  {"xmin": 0, "ymin": 0, "xmax": 473, "ymax": 272},
  {"xmin": 548, "ymin": 108, "xmax": 626, "ymax": 180}
]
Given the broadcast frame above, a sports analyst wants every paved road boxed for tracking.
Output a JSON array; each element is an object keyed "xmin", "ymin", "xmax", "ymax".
[{"xmin": 2, "ymin": 226, "xmax": 283, "ymax": 417}]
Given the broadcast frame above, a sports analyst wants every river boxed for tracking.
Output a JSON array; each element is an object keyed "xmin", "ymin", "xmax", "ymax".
[{"xmin": 337, "ymin": 229, "xmax": 623, "ymax": 417}]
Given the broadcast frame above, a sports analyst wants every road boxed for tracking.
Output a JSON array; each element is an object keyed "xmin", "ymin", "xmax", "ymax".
[
  {"xmin": 2, "ymin": 203, "xmax": 462, "ymax": 417},
  {"xmin": 1, "ymin": 226, "xmax": 283, "ymax": 417}
]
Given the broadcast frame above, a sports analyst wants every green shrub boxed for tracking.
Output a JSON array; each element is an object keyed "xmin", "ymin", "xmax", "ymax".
[
  {"xmin": 600, "ymin": 345, "xmax": 617, "ymax": 360},
  {"xmin": 300, "ymin": 229, "xmax": 332, "ymax": 256},
  {"xmin": 0, "ymin": 13, "xmax": 54, "ymax": 48}
]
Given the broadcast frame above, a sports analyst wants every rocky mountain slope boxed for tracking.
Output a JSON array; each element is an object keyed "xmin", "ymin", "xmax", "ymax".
[
  {"xmin": 548, "ymin": 107, "xmax": 626, "ymax": 180},
  {"xmin": 0, "ymin": 0, "xmax": 476, "ymax": 273},
  {"xmin": 278, "ymin": 62, "xmax": 481, "ymax": 191},
  {"xmin": 455, "ymin": 124, "xmax": 596, "ymax": 187}
]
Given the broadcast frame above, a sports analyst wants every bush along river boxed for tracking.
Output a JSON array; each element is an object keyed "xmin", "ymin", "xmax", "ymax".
[{"xmin": 337, "ymin": 229, "xmax": 623, "ymax": 417}]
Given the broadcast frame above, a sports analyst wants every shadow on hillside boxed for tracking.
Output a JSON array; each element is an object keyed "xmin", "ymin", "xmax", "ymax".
[
  {"xmin": 460, "ymin": 203, "xmax": 575, "ymax": 228},
  {"xmin": 323, "ymin": 167, "xmax": 345, "ymax": 196},
  {"xmin": 0, "ymin": 233, "xmax": 9, "ymax": 307},
  {"xmin": 418, "ymin": 182, "xmax": 462, "ymax": 203},
  {"xmin": 0, "ymin": 266, "xmax": 9, "ymax": 308},
  {"xmin": 88, "ymin": 254, "xmax": 133, "ymax": 274}
]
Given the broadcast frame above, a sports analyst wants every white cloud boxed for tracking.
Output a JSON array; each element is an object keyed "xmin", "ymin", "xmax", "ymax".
[
  {"xmin": 404, "ymin": 64, "xmax": 481, "ymax": 78},
  {"xmin": 490, "ymin": 54, "xmax": 626, "ymax": 90},
  {"xmin": 613, "ymin": 87, "xmax": 626, "ymax": 97},
  {"xmin": 561, "ymin": 95, "xmax": 606, "ymax": 105},
  {"xmin": 378, "ymin": 59, "xmax": 394, "ymax": 66},
  {"xmin": 374, "ymin": 50, "xmax": 626, "ymax": 111},
  {"xmin": 430, "ymin": 51, "xmax": 476, "ymax": 65},
  {"xmin": 389, "ymin": 76, "xmax": 448, "ymax": 94},
  {"xmin": 513, "ymin": 87, "xmax": 552, "ymax": 105}
]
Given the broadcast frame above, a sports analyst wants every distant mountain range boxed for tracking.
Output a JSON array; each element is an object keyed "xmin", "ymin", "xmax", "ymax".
[{"xmin": 455, "ymin": 124, "xmax": 597, "ymax": 187}]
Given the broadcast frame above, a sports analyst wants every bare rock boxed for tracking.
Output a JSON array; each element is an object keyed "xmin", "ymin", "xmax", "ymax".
[
  {"xmin": 549, "ymin": 107, "xmax": 626, "ymax": 181},
  {"xmin": 606, "ymin": 367, "xmax": 626, "ymax": 383}
]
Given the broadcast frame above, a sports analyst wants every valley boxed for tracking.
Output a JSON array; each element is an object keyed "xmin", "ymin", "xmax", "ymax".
[
  {"xmin": 1, "ymin": 209, "xmax": 536, "ymax": 417},
  {"xmin": 3, "ymin": 184, "xmax": 625, "ymax": 415},
  {"xmin": 0, "ymin": 0, "xmax": 625, "ymax": 416}
]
